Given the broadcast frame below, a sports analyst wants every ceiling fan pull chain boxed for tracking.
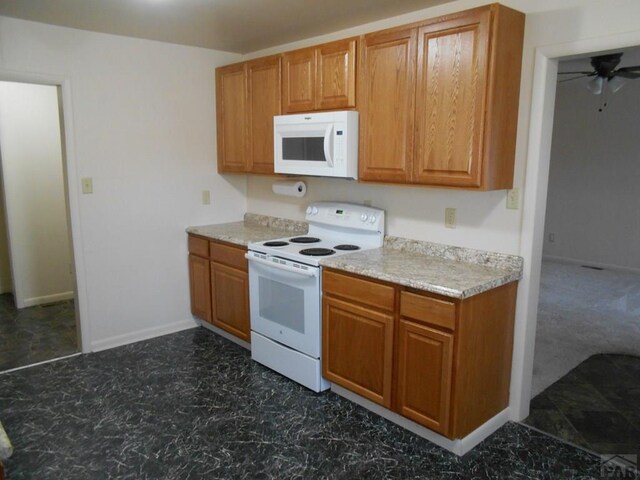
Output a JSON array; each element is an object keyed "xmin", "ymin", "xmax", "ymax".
[{"xmin": 599, "ymin": 78, "xmax": 608, "ymax": 112}]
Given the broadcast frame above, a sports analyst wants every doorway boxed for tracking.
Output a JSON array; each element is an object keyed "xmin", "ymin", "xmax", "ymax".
[
  {"xmin": 0, "ymin": 81, "xmax": 80, "ymax": 371},
  {"xmin": 522, "ymin": 49, "xmax": 640, "ymax": 455}
]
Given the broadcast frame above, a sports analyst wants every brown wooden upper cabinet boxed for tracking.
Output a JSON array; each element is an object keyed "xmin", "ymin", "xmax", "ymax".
[
  {"xmin": 359, "ymin": 4, "xmax": 525, "ymax": 190},
  {"xmin": 282, "ymin": 38, "xmax": 357, "ymax": 113},
  {"xmin": 216, "ymin": 55, "xmax": 281, "ymax": 174}
]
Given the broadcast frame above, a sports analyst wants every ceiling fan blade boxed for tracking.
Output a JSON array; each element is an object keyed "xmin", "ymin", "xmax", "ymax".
[
  {"xmin": 616, "ymin": 71, "xmax": 640, "ymax": 79},
  {"xmin": 558, "ymin": 74, "xmax": 593, "ymax": 82},
  {"xmin": 558, "ymin": 70, "xmax": 594, "ymax": 75},
  {"xmin": 617, "ymin": 65, "xmax": 640, "ymax": 72}
]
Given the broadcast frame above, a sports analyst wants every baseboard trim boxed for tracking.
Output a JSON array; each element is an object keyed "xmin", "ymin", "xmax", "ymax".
[
  {"xmin": 23, "ymin": 291, "xmax": 74, "ymax": 307},
  {"xmin": 90, "ymin": 318, "xmax": 198, "ymax": 352},
  {"xmin": 200, "ymin": 321, "xmax": 251, "ymax": 350},
  {"xmin": 542, "ymin": 255, "xmax": 640, "ymax": 274},
  {"xmin": 331, "ymin": 384, "xmax": 509, "ymax": 456}
]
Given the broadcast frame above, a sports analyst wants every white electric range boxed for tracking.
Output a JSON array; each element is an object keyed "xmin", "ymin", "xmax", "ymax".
[{"xmin": 246, "ymin": 202, "xmax": 385, "ymax": 392}]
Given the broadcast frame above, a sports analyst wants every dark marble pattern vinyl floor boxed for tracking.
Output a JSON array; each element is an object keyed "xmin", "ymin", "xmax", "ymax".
[
  {"xmin": 0, "ymin": 293, "xmax": 78, "ymax": 372},
  {"xmin": 524, "ymin": 353, "xmax": 640, "ymax": 457},
  {"xmin": 0, "ymin": 327, "xmax": 610, "ymax": 479}
]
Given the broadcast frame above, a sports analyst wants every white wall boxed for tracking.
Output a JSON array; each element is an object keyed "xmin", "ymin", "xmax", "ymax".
[
  {"xmin": 0, "ymin": 179, "xmax": 11, "ymax": 294},
  {"xmin": 0, "ymin": 81, "xmax": 73, "ymax": 306},
  {"xmin": 0, "ymin": 17, "xmax": 246, "ymax": 349},
  {"xmin": 543, "ymin": 74, "xmax": 640, "ymax": 271}
]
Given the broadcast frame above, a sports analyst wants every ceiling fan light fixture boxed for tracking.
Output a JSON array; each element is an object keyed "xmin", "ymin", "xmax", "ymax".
[
  {"xmin": 586, "ymin": 76, "xmax": 604, "ymax": 95},
  {"xmin": 608, "ymin": 75, "xmax": 626, "ymax": 93}
]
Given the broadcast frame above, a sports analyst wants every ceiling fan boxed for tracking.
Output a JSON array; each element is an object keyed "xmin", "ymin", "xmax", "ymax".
[{"xmin": 558, "ymin": 52, "xmax": 640, "ymax": 111}]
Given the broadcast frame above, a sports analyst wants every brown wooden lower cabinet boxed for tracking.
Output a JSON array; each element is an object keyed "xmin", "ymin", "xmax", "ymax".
[
  {"xmin": 322, "ymin": 296, "xmax": 394, "ymax": 408},
  {"xmin": 210, "ymin": 261, "xmax": 250, "ymax": 342},
  {"xmin": 322, "ymin": 268, "xmax": 517, "ymax": 439},
  {"xmin": 188, "ymin": 253, "xmax": 211, "ymax": 322},
  {"xmin": 187, "ymin": 234, "xmax": 250, "ymax": 343},
  {"xmin": 396, "ymin": 319, "xmax": 453, "ymax": 435}
]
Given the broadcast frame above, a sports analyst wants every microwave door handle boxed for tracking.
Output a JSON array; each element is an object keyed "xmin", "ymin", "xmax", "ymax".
[
  {"xmin": 245, "ymin": 253, "xmax": 319, "ymax": 278},
  {"xmin": 323, "ymin": 124, "xmax": 334, "ymax": 167}
]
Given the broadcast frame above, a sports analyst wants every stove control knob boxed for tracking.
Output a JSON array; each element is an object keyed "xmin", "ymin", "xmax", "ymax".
[
  {"xmin": 311, "ymin": 206, "xmax": 319, "ymax": 215},
  {"xmin": 360, "ymin": 213, "xmax": 369, "ymax": 222},
  {"xmin": 306, "ymin": 206, "xmax": 313, "ymax": 215},
  {"xmin": 368, "ymin": 215, "xmax": 377, "ymax": 224}
]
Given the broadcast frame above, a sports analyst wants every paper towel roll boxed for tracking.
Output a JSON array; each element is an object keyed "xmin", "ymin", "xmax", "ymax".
[{"xmin": 272, "ymin": 180, "xmax": 307, "ymax": 197}]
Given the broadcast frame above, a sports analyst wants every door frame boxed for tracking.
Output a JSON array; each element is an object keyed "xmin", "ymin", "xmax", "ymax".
[
  {"xmin": 0, "ymin": 69, "xmax": 90, "ymax": 353},
  {"xmin": 512, "ymin": 29, "xmax": 640, "ymax": 420}
]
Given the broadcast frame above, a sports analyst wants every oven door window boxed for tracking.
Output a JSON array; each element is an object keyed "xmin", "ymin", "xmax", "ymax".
[{"xmin": 258, "ymin": 276, "xmax": 305, "ymax": 333}]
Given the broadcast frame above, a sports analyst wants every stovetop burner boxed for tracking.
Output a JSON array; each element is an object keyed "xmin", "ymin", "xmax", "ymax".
[
  {"xmin": 299, "ymin": 248, "xmax": 336, "ymax": 256},
  {"xmin": 290, "ymin": 236, "xmax": 321, "ymax": 244},
  {"xmin": 334, "ymin": 244, "xmax": 360, "ymax": 251},
  {"xmin": 263, "ymin": 241, "xmax": 289, "ymax": 247}
]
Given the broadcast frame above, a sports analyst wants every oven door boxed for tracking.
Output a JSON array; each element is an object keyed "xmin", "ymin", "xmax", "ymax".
[{"xmin": 246, "ymin": 253, "xmax": 321, "ymax": 358}]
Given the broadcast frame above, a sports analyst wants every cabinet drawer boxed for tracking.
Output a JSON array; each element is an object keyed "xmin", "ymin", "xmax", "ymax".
[
  {"xmin": 400, "ymin": 291, "xmax": 456, "ymax": 331},
  {"xmin": 323, "ymin": 270, "xmax": 395, "ymax": 312},
  {"xmin": 188, "ymin": 235, "xmax": 209, "ymax": 258},
  {"xmin": 210, "ymin": 241, "xmax": 247, "ymax": 271}
]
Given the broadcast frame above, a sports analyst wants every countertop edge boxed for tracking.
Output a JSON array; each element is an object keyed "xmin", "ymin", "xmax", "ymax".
[{"xmin": 320, "ymin": 261, "xmax": 521, "ymax": 299}]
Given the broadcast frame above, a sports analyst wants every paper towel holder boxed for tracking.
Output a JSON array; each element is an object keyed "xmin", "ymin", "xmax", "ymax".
[{"xmin": 272, "ymin": 179, "xmax": 307, "ymax": 198}]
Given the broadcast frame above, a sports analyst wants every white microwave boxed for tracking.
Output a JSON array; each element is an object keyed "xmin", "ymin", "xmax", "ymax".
[{"xmin": 274, "ymin": 111, "xmax": 358, "ymax": 179}]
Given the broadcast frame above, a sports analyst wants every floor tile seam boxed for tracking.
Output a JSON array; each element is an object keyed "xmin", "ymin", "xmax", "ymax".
[
  {"xmin": 541, "ymin": 392, "xmax": 597, "ymax": 451},
  {"xmin": 517, "ymin": 421, "xmax": 599, "ymax": 459},
  {"xmin": 550, "ymin": 381, "xmax": 620, "ymax": 415},
  {"xmin": 584, "ymin": 379, "xmax": 638, "ymax": 415}
]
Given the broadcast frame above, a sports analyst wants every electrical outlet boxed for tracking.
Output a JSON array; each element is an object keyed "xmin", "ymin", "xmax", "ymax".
[
  {"xmin": 81, "ymin": 177, "xmax": 93, "ymax": 194},
  {"xmin": 202, "ymin": 190, "xmax": 211, "ymax": 205},
  {"xmin": 445, "ymin": 207, "xmax": 456, "ymax": 229},
  {"xmin": 548, "ymin": 233, "xmax": 555, "ymax": 243},
  {"xmin": 506, "ymin": 188, "xmax": 519, "ymax": 209}
]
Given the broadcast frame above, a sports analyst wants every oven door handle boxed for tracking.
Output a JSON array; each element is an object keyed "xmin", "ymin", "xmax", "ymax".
[{"xmin": 245, "ymin": 253, "xmax": 319, "ymax": 278}]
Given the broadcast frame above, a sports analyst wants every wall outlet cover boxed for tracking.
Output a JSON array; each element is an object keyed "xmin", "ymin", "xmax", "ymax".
[
  {"xmin": 445, "ymin": 207, "xmax": 456, "ymax": 229},
  {"xmin": 506, "ymin": 188, "xmax": 519, "ymax": 210},
  {"xmin": 507, "ymin": 187, "xmax": 520, "ymax": 210}
]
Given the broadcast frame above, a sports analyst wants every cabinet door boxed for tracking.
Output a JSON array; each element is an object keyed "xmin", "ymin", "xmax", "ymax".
[
  {"xmin": 358, "ymin": 27, "xmax": 417, "ymax": 183},
  {"xmin": 282, "ymin": 47, "xmax": 316, "ymax": 113},
  {"xmin": 210, "ymin": 262, "xmax": 250, "ymax": 342},
  {"xmin": 397, "ymin": 319, "xmax": 453, "ymax": 436},
  {"xmin": 413, "ymin": 9, "xmax": 490, "ymax": 187},
  {"xmin": 317, "ymin": 38, "xmax": 357, "ymax": 111},
  {"xmin": 216, "ymin": 63, "xmax": 248, "ymax": 172},
  {"xmin": 189, "ymin": 254, "xmax": 211, "ymax": 322},
  {"xmin": 247, "ymin": 56, "xmax": 281, "ymax": 174},
  {"xmin": 322, "ymin": 296, "xmax": 394, "ymax": 407}
]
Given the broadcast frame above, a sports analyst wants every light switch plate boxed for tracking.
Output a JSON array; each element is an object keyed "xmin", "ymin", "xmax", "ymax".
[
  {"xmin": 81, "ymin": 177, "xmax": 93, "ymax": 194},
  {"xmin": 202, "ymin": 190, "xmax": 211, "ymax": 205}
]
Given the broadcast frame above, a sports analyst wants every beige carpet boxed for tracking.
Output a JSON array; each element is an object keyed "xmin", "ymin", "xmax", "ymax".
[{"xmin": 532, "ymin": 260, "xmax": 640, "ymax": 396}]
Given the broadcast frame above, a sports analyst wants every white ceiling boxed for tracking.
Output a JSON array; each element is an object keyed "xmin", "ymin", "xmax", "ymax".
[{"xmin": 0, "ymin": 0, "xmax": 455, "ymax": 54}]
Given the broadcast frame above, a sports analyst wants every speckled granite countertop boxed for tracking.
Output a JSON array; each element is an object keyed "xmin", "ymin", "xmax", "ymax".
[
  {"xmin": 186, "ymin": 213, "xmax": 307, "ymax": 246},
  {"xmin": 320, "ymin": 236, "xmax": 523, "ymax": 299},
  {"xmin": 187, "ymin": 215, "xmax": 522, "ymax": 299}
]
